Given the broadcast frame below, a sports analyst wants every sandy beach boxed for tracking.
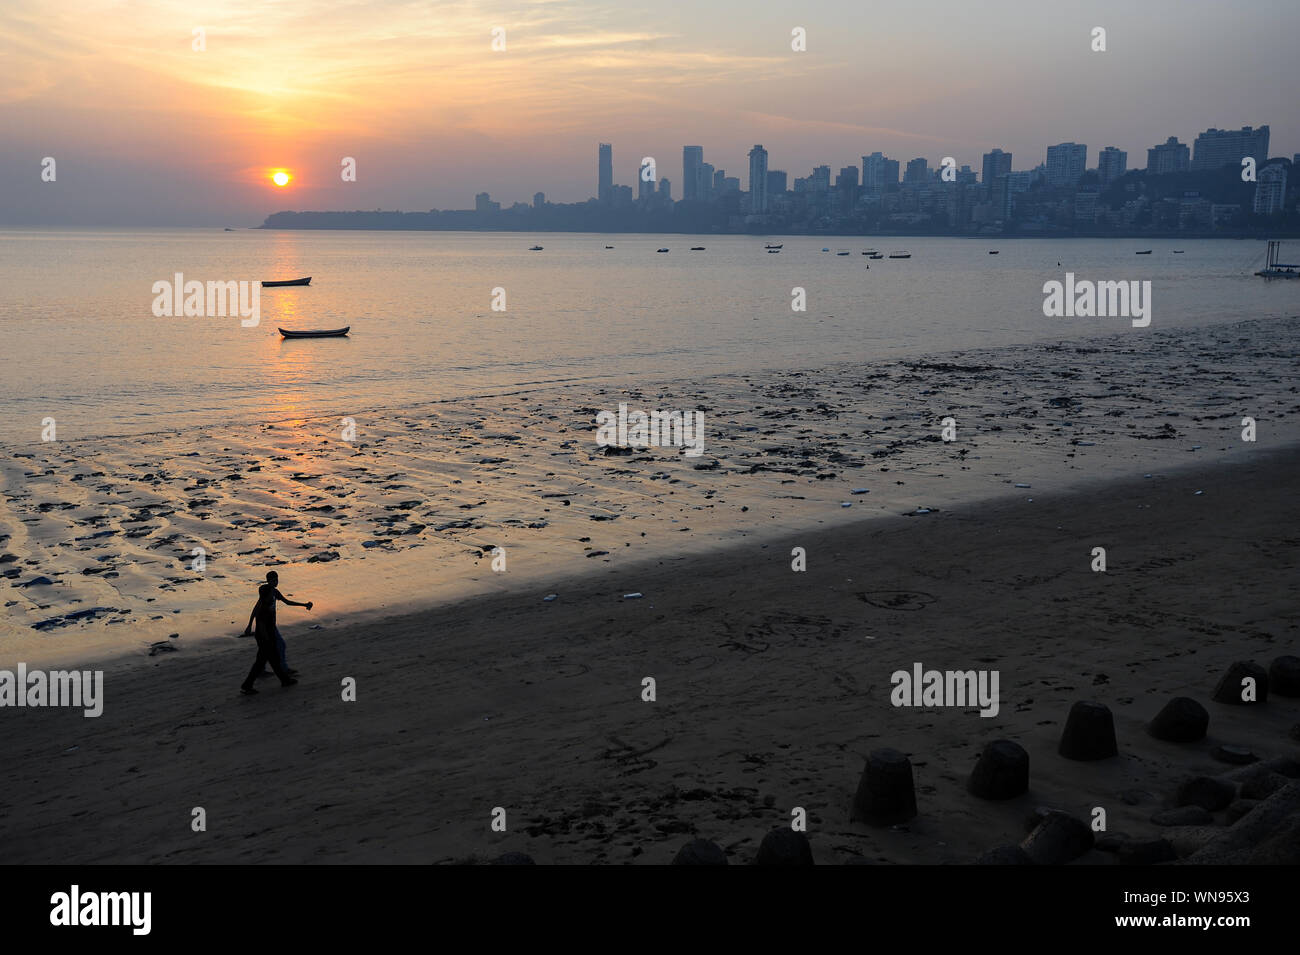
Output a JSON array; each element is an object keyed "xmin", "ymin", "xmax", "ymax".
[{"xmin": 1, "ymin": 330, "xmax": 1297, "ymax": 862}]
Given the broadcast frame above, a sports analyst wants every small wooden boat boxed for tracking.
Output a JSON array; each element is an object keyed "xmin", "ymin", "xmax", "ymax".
[
  {"xmin": 836, "ymin": 251, "xmax": 850, "ymax": 256},
  {"xmin": 656, "ymin": 248, "xmax": 669, "ymax": 253},
  {"xmin": 988, "ymin": 250, "xmax": 999, "ymax": 254},
  {"xmin": 888, "ymin": 251, "xmax": 911, "ymax": 259},
  {"xmin": 279, "ymin": 326, "xmax": 349, "ymax": 338},
  {"xmin": 1135, "ymin": 250, "xmax": 1152, "ymax": 255},
  {"xmin": 690, "ymin": 246, "xmax": 705, "ymax": 251},
  {"xmin": 262, "ymin": 277, "xmax": 311, "ymax": 287},
  {"xmin": 529, "ymin": 245, "xmax": 543, "ymax": 251}
]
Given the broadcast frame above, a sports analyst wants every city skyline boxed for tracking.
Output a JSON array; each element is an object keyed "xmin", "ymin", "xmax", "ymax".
[{"xmin": 3, "ymin": 0, "xmax": 1299, "ymax": 225}]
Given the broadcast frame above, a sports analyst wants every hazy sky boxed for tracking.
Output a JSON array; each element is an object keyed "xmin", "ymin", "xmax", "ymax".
[{"xmin": 2, "ymin": 0, "xmax": 1295, "ymax": 226}]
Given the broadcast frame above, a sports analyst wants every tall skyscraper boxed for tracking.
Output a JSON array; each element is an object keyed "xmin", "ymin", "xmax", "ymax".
[
  {"xmin": 637, "ymin": 165, "xmax": 655, "ymax": 201},
  {"xmin": 904, "ymin": 157, "xmax": 929, "ymax": 184},
  {"xmin": 1045, "ymin": 143, "xmax": 1087, "ymax": 187},
  {"xmin": 658, "ymin": 177, "xmax": 671, "ymax": 200},
  {"xmin": 862, "ymin": 152, "xmax": 886, "ymax": 194},
  {"xmin": 1253, "ymin": 162, "xmax": 1288, "ymax": 215},
  {"xmin": 748, "ymin": 144, "xmax": 769, "ymax": 213},
  {"xmin": 836, "ymin": 166, "xmax": 859, "ymax": 206},
  {"xmin": 882, "ymin": 159, "xmax": 899, "ymax": 189},
  {"xmin": 981, "ymin": 149, "xmax": 1012, "ymax": 189},
  {"xmin": 533, "ymin": 192, "xmax": 545, "ymax": 208},
  {"xmin": 713, "ymin": 168, "xmax": 726, "ymax": 195},
  {"xmin": 1147, "ymin": 136, "xmax": 1190, "ymax": 174},
  {"xmin": 598, "ymin": 143, "xmax": 613, "ymax": 202},
  {"xmin": 812, "ymin": 165, "xmax": 831, "ymax": 193},
  {"xmin": 1097, "ymin": 146, "xmax": 1128, "ymax": 185},
  {"xmin": 700, "ymin": 162, "xmax": 715, "ymax": 200},
  {"xmin": 682, "ymin": 146, "xmax": 703, "ymax": 201},
  {"xmin": 1192, "ymin": 126, "xmax": 1270, "ymax": 170},
  {"xmin": 767, "ymin": 170, "xmax": 787, "ymax": 196}
]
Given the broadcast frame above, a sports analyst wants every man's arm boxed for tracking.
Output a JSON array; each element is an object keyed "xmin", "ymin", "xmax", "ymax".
[
  {"xmin": 242, "ymin": 602, "xmax": 257, "ymax": 635},
  {"xmin": 275, "ymin": 589, "xmax": 313, "ymax": 610}
]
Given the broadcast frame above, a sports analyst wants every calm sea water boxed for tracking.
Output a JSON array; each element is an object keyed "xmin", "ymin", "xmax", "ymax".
[{"xmin": 0, "ymin": 229, "xmax": 1289, "ymax": 445}]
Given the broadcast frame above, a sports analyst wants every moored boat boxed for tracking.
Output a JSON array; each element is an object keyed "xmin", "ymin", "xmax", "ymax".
[
  {"xmin": 888, "ymin": 251, "xmax": 911, "ymax": 259},
  {"xmin": 1135, "ymin": 250, "xmax": 1152, "ymax": 255},
  {"xmin": 529, "ymin": 245, "xmax": 543, "ymax": 251},
  {"xmin": 279, "ymin": 326, "xmax": 350, "ymax": 338},
  {"xmin": 262, "ymin": 276, "xmax": 311, "ymax": 287}
]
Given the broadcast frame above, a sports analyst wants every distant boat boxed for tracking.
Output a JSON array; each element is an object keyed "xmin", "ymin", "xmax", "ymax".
[
  {"xmin": 605, "ymin": 245, "xmax": 614, "ymax": 249},
  {"xmin": 888, "ymin": 251, "xmax": 911, "ymax": 259},
  {"xmin": 262, "ymin": 277, "xmax": 311, "ymax": 287},
  {"xmin": 764, "ymin": 243, "xmax": 783, "ymax": 249},
  {"xmin": 1135, "ymin": 250, "xmax": 1152, "ymax": 255},
  {"xmin": 868, "ymin": 252, "xmax": 883, "ymax": 259},
  {"xmin": 767, "ymin": 249, "xmax": 781, "ymax": 254},
  {"xmin": 836, "ymin": 250, "xmax": 850, "ymax": 256},
  {"xmin": 529, "ymin": 245, "xmax": 543, "ymax": 251},
  {"xmin": 690, "ymin": 246, "xmax": 705, "ymax": 251},
  {"xmin": 1172, "ymin": 250, "xmax": 1185, "ymax": 254},
  {"xmin": 988, "ymin": 250, "xmax": 999, "ymax": 254},
  {"xmin": 821, "ymin": 247, "xmax": 830, "ymax": 252},
  {"xmin": 1256, "ymin": 240, "xmax": 1300, "ymax": 279},
  {"xmin": 279, "ymin": 326, "xmax": 349, "ymax": 338},
  {"xmin": 656, "ymin": 248, "xmax": 669, "ymax": 253},
  {"xmin": 224, "ymin": 228, "xmax": 234, "ymax": 232}
]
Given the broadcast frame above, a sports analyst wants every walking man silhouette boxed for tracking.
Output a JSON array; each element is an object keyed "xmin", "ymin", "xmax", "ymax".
[{"xmin": 240, "ymin": 571, "xmax": 311, "ymax": 695}]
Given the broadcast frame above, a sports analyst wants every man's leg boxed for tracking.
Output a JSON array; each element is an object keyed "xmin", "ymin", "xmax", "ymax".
[
  {"xmin": 275, "ymin": 626, "xmax": 288, "ymax": 671},
  {"xmin": 262, "ymin": 635, "xmax": 295, "ymax": 687},
  {"xmin": 242, "ymin": 642, "xmax": 271, "ymax": 691}
]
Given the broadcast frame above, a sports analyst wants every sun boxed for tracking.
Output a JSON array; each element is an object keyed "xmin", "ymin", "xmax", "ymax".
[{"xmin": 271, "ymin": 170, "xmax": 291, "ymax": 187}]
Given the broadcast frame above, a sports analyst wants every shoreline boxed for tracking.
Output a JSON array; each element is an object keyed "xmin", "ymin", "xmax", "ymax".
[
  {"xmin": 1, "ymin": 446, "xmax": 1295, "ymax": 863},
  {"xmin": 4, "ymin": 313, "xmax": 1299, "ymax": 667}
]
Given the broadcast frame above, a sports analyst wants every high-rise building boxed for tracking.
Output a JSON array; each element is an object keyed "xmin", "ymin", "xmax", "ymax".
[
  {"xmin": 1192, "ymin": 126, "xmax": 1270, "ymax": 171},
  {"xmin": 882, "ymin": 159, "xmax": 899, "ymax": 189},
  {"xmin": 475, "ymin": 192, "xmax": 499, "ymax": 213},
  {"xmin": 1253, "ymin": 162, "xmax": 1288, "ymax": 215},
  {"xmin": 904, "ymin": 157, "xmax": 929, "ymax": 184},
  {"xmin": 1045, "ymin": 143, "xmax": 1087, "ymax": 187},
  {"xmin": 767, "ymin": 170, "xmax": 788, "ymax": 195},
  {"xmin": 1097, "ymin": 146, "xmax": 1127, "ymax": 185},
  {"xmin": 598, "ymin": 143, "xmax": 613, "ymax": 202},
  {"xmin": 713, "ymin": 169, "xmax": 726, "ymax": 194},
  {"xmin": 638, "ymin": 165, "xmax": 655, "ymax": 201},
  {"xmin": 700, "ymin": 162, "xmax": 715, "ymax": 200},
  {"xmin": 1147, "ymin": 136, "xmax": 1190, "ymax": 174},
  {"xmin": 722, "ymin": 176, "xmax": 740, "ymax": 194},
  {"xmin": 682, "ymin": 146, "xmax": 703, "ymax": 201},
  {"xmin": 812, "ymin": 165, "xmax": 831, "ymax": 194},
  {"xmin": 658, "ymin": 177, "xmax": 671, "ymax": 200},
  {"xmin": 981, "ymin": 149, "xmax": 1012, "ymax": 189},
  {"xmin": 836, "ymin": 166, "xmax": 859, "ymax": 205},
  {"xmin": 748, "ymin": 144, "xmax": 769, "ymax": 213},
  {"xmin": 533, "ymin": 191, "xmax": 545, "ymax": 208},
  {"xmin": 862, "ymin": 153, "xmax": 886, "ymax": 194}
]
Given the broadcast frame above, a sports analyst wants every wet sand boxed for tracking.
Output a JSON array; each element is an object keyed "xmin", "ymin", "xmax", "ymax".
[{"xmin": 3, "ymin": 314, "xmax": 1298, "ymax": 666}]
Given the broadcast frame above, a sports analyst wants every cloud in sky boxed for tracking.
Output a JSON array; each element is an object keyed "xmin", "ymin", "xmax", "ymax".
[{"xmin": 1, "ymin": 0, "xmax": 1296, "ymax": 224}]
